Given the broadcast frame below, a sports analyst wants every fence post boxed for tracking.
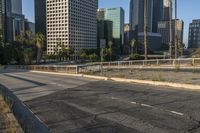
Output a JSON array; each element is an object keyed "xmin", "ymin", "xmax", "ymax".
[
  {"xmin": 157, "ymin": 59, "xmax": 159, "ymax": 66},
  {"xmin": 76, "ymin": 66, "xmax": 79, "ymax": 74},
  {"xmin": 193, "ymin": 58, "xmax": 195, "ymax": 66}
]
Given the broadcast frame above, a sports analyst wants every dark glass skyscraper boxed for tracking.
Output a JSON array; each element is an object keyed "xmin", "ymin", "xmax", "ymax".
[
  {"xmin": 129, "ymin": 0, "xmax": 153, "ymax": 33},
  {"xmin": 35, "ymin": 0, "xmax": 46, "ymax": 36},
  {"xmin": 152, "ymin": 0, "xmax": 163, "ymax": 33},
  {"xmin": 188, "ymin": 19, "xmax": 200, "ymax": 48}
]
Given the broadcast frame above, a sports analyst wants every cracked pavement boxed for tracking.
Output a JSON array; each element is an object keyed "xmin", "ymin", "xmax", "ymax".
[{"xmin": 0, "ymin": 70, "xmax": 200, "ymax": 133}]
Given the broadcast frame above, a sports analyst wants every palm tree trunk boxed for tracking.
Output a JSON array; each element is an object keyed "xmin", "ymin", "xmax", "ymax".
[
  {"xmin": 144, "ymin": 0, "xmax": 148, "ymax": 61},
  {"xmin": 174, "ymin": 0, "xmax": 178, "ymax": 58},
  {"xmin": 169, "ymin": 0, "xmax": 173, "ymax": 59},
  {"xmin": 37, "ymin": 48, "xmax": 42, "ymax": 64}
]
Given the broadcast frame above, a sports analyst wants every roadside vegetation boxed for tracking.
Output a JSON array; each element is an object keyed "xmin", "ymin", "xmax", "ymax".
[{"xmin": 0, "ymin": 95, "xmax": 23, "ymax": 133}]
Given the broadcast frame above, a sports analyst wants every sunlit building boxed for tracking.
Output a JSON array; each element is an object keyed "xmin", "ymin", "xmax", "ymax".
[{"xmin": 46, "ymin": 0, "xmax": 98, "ymax": 59}]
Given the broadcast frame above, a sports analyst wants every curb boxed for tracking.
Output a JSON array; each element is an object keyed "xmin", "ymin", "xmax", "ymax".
[
  {"xmin": 0, "ymin": 84, "xmax": 51, "ymax": 133},
  {"xmin": 30, "ymin": 71, "xmax": 200, "ymax": 90}
]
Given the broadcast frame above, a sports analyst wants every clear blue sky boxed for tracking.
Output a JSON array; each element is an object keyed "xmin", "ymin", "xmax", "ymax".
[{"xmin": 22, "ymin": 0, "xmax": 200, "ymax": 44}]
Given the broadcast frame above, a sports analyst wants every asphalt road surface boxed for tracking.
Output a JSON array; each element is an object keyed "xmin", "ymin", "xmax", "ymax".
[{"xmin": 0, "ymin": 70, "xmax": 200, "ymax": 133}]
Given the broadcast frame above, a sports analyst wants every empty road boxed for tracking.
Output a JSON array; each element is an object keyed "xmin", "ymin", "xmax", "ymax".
[{"xmin": 0, "ymin": 70, "xmax": 200, "ymax": 133}]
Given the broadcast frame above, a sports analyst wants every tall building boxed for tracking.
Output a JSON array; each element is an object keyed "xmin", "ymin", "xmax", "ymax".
[
  {"xmin": 129, "ymin": 0, "xmax": 153, "ymax": 33},
  {"xmin": 11, "ymin": 0, "xmax": 22, "ymax": 15},
  {"xmin": 97, "ymin": 9, "xmax": 113, "ymax": 50},
  {"xmin": 3, "ymin": 0, "xmax": 13, "ymax": 42},
  {"xmin": 152, "ymin": 0, "xmax": 163, "ymax": 32},
  {"xmin": 1, "ymin": 0, "xmax": 26, "ymax": 42},
  {"xmin": 0, "ymin": 0, "xmax": 4, "ymax": 41},
  {"xmin": 163, "ymin": 0, "xmax": 170, "ymax": 21},
  {"xmin": 46, "ymin": 0, "xmax": 98, "ymax": 59},
  {"xmin": 158, "ymin": 19, "xmax": 184, "ymax": 48},
  {"xmin": 98, "ymin": 7, "xmax": 125, "ymax": 53},
  {"xmin": 35, "ymin": 0, "xmax": 46, "ymax": 36},
  {"xmin": 129, "ymin": 0, "xmax": 163, "ymax": 52},
  {"xmin": 188, "ymin": 19, "xmax": 200, "ymax": 48},
  {"xmin": 25, "ymin": 21, "xmax": 35, "ymax": 35}
]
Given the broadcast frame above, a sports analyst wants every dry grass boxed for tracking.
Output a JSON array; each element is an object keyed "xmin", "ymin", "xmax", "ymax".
[{"xmin": 0, "ymin": 95, "xmax": 24, "ymax": 133}]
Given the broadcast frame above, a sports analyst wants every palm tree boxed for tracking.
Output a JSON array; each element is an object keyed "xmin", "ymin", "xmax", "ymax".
[
  {"xmin": 144, "ymin": 0, "xmax": 148, "ymax": 60},
  {"xmin": 174, "ymin": 0, "xmax": 178, "ymax": 58},
  {"xmin": 169, "ymin": 0, "xmax": 173, "ymax": 59},
  {"xmin": 130, "ymin": 39, "xmax": 136, "ymax": 54},
  {"xmin": 108, "ymin": 40, "xmax": 113, "ymax": 61},
  {"xmin": 35, "ymin": 33, "xmax": 45, "ymax": 64}
]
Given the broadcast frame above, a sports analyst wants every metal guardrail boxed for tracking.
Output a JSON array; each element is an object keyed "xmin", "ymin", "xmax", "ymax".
[
  {"xmin": 7, "ymin": 64, "xmax": 102, "ymax": 74},
  {"xmin": 6, "ymin": 58, "xmax": 200, "ymax": 74},
  {"xmin": 101, "ymin": 58, "xmax": 200, "ymax": 68}
]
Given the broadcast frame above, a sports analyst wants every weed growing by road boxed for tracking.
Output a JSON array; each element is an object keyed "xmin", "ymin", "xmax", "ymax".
[{"xmin": 152, "ymin": 74, "xmax": 166, "ymax": 82}]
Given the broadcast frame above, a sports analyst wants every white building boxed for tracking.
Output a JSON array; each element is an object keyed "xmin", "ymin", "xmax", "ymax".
[{"xmin": 46, "ymin": 0, "xmax": 98, "ymax": 59}]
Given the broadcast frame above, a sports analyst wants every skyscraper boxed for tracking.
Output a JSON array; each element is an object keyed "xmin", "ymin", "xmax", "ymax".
[
  {"xmin": 35, "ymin": 0, "xmax": 46, "ymax": 36},
  {"xmin": 129, "ymin": 0, "xmax": 153, "ymax": 33},
  {"xmin": 1, "ymin": 0, "xmax": 26, "ymax": 42},
  {"xmin": 97, "ymin": 9, "xmax": 113, "ymax": 50},
  {"xmin": 163, "ymin": 0, "xmax": 170, "ymax": 21},
  {"xmin": 158, "ymin": 19, "xmax": 184, "ymax": 48},
  {"xmin": 11, "ymin": 0, "xmax": 22, "ymax": 15},
  {"xmin": 188, "ymin": 19, "xmax": 200, "ymax": 48},
  {"xmin": 0, "ymin": 0, "xmax": 4, "ymax": 41},
  {"xmin": 152, "ymin": 0, "xmax": 163, "ymax": 32},
  {"xmin": 98, "ymin": 7, "xmax": 125, "ymax": 53},
  {"xmin": 2, "ymin": 0, "xmax": 13, "ymax": 42},
  {"xmin": 46, "ymin": 0, "xmax": 98, "ymax": 59},
  {"xmin": 129, "ymin": 0, "xmax": 163, "ymax": 52}
]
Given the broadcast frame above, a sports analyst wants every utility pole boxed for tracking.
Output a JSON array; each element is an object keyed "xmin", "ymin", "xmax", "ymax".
[
  {"xmin": 174, "ymin": 0, "xmax": 178, "ymax": 59},
  {"xmin": 169, "ymin": 0, "xmax": 173, "ymax": 59},
  {"xmin": 144, "ymin": 0, "xmax": 148, "ymax": 61}
]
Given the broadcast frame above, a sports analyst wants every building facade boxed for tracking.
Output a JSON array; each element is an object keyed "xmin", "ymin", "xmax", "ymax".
[
  {"xmin": 163, "ymin": 0, "xmax": 170, "ymax": 21},
  {"xmin": 158, "ymin": 19, "xmax": 184, "ymax": 49},
  {"xmin": 188, "ymin": 19, "xmax": 200, "ymax": 48},
  {"xmin": 46, "ymin": 0, "xmax": 98, "ymax": 59},
  {"xmin": 35, "ymin": 0, "xmax": 46, "ymax": 36},
  {"xmin": 152, "ymin": 0, "xmax": 163, "ymax": 33},
  {"xmin": 11, "ymin": 0, "xmax": 22, "ymax": 15},
  {"xmin": 1, "ymin": 0, "xmax": 27, "ymax": 42},
  {"xmin": 98, "ymin": 7, "xmax": 125, "ymax": 53},
  {"xmin": 129, "ymin": 0, "xmax": 153, "ymax": 33}
]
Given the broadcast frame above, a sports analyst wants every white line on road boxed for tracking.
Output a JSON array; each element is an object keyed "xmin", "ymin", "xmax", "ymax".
[
  {"xmin": 111, "ymin": 97, "xmax": 185, "ymax": 117},
  {"xmin": 141, "ymin": 104, "xmax": 154, "ymax": 108},
  {"xmin": 111, "ymin": 97, "xmax": 119, "ymax": 100},
  {"xmin": 130, "ymin": 101, "xmax": 137, "ymax": 104},
  {"xmin": 170, "ymin": 111, "xmax": 184, "ymax": 116}
]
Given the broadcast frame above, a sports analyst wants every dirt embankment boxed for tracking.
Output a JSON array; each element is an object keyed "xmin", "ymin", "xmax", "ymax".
[{"xmin": 0, "ymin": 95, "xmax": 23, "ymax": 133}]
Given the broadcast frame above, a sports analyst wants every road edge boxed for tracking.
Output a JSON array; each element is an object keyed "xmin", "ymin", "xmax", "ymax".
[
  {"xmin": 30, "ymin": 71, "xmax": 200, "ymax": 90},
  {"xmin": 0, "ymin": 84, "xmax": 51, "ymax": 133}
]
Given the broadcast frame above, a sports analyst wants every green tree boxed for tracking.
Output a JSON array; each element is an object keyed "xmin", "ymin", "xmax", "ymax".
[
  {"xmin": 89, "ymin": 53, "xmax": 98, "ymax": 62},
  {"xmin": 35, "ymin": 33, "xmax": 45, "ymax": 64},
  {"xmin": 130, "ymin": 39, "xmax": 136, "ymax": 54},
  {"xmin": 15, "ymin": 31, "xmax": 35, "ymax": 64},
  {"xmin": 108, "ymin": 41, "xmax": 113, "ymax": 61}
]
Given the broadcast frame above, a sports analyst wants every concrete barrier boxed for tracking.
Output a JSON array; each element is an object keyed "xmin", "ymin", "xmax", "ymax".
[{"xmin": 0, "ymin": 84, "xmax": 51, "ymax": 133}]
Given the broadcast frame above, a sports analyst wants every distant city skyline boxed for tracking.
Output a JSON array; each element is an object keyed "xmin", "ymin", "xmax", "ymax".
[{"xmin": 22, "ymin": 0, "xmax": 200, "ymax": 45}]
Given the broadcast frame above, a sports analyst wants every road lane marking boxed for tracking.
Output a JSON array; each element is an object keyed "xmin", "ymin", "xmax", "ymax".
[
  {"xmin": 170, "ymin": 111, "xmax": 184, "ymax": 116},
  {"xmin": 130, "ymin": 101, "xmax": 137, "ymax": 104},
  {"xmin": 110, "ymin": 97, "xmax": 185, "ymax": 117},
  {"xmin": 111, "ymin": 97, "xmax": 119, "ymax": 100},
  {"xmin": 141, "ymin": 104, "xmax": 154, "ymax": 108}
]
